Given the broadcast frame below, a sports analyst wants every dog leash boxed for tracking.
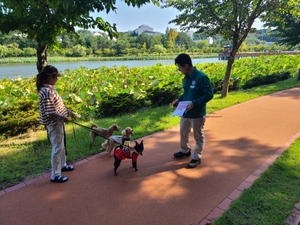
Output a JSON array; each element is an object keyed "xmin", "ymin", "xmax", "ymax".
[{"xmin": 71, "ymin": 121, "xmax": 108, "ymax": 139}]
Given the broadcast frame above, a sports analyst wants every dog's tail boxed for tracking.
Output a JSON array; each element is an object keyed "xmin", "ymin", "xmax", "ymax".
[
  {"xmin": 114, "ymin": 145, "xmax": 124, "ymax": 153},
  {"xmin": 101, "ymin": 139, "xmax": 109, "ymax": 148}
]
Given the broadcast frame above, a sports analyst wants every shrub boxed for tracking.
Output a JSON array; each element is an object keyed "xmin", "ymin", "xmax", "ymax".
[
  {"xmin": 72, "ymin": 45, "xmax": 87, "ymax": 57},
  {"xmin": 96, "ymin": 93, "xmax": 147, "ymax": 118},
  {"xmin": 23, "ymin": 47, "xmax": 36, "ymax": 57},
  {"xmin": 242, "ymin": 72, "xmax": 291, "ymax": 89},
  {"xmin": 0, "ymin": 100, "xmax": 39, "ymax": 138},
  {"xmin": 211, "ymin": 78, "xmax": 240, "ymax": 93},
  {"xmin": 146, "ymin": 85, "xmax": 181, "ymax": 107}
]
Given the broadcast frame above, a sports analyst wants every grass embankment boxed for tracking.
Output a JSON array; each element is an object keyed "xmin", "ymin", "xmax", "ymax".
[
  {"xmin": 0, "ymin": 53, "xmax": 218, "ymax": 64},
  {"xmin": 0, "ymin": 77, "xmax": 300, "ymax": 224},
  {"xmin": 213, "ymin": 138, "xmax": 300, "ymax": 225}
]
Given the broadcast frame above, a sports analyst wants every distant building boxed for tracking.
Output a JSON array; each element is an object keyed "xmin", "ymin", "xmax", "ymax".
[
  {"xmin": 207, "ymin": 37, "xmax": 213, "ymax": 45},
  {"xmin": 186, "ymin": 30, "xmax": 194, "ymax": 40},
  {"xmin": 132, "ymin": 25, "xmax": 205, "ymax": 39},
  {"xmin": 92, "ymin": 32, "xmax": 102, "ymax": 37},
  {"xmin": 134, "ymin": 24, "xmax": 160, "ymax": 35},
  {"xmin": 223, "ymin": 44, "xmax": 232, "ymax": 53}
]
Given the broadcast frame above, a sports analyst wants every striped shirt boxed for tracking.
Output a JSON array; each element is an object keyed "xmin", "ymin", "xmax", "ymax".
[{"xmin": 39, "ymin": 84, "xmax": 69, "ymax": 125}]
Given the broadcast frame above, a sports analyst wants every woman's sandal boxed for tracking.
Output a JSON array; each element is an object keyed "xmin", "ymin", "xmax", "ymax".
[
  {"xmin": 61, "ymin": 165, "xmax": 74, "ymax": 172},
  {"xmin": 50, "ymin": 175, "xmax": 68, "ymax": 183}
]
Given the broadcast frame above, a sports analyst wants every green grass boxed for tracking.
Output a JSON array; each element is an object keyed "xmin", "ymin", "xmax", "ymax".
[
  {"xmin": 213, "ymin": 138, "xmax": 300, "ymax": 225},
  {"xmin": 0, "ymin": 53, "xmax": 218, "ymax": 64},
  {"xmin": 1, "ymin": 76, "xmax": 300, "ymax": 224}
]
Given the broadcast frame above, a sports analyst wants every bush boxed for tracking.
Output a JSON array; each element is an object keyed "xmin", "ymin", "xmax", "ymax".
[
  {"xmin": 96, "ymin": 93, "xmax": 147, "ymax": 118},
  {"xmin": 72, "ymin": 45, "xmax": 87, "ymax": 57},
  {"xmin": 242, "ymin": 72, "xmax": 291, "ymax": 89},
  {"xmin": 6, "ymin": 47, "xmax": 23, "ymax": 57},
  {"xmin": 23, "ymin": 48, "xmax": 36, "ymax": 57},
  {"xmin": 146, "ymin": 85, "xmax": 181, "ymax": 107},
  {"xmin": 211, "ymin": 78, "xmax": 240, "ymax": 93},
  {"xmin": 0, "ymin": 100, "xmax": 39, "ymax": 138}
]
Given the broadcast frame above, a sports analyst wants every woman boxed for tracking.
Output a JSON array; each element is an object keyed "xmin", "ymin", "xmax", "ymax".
[{"xmin": 36, "ymin": 65, "xmax": 77, "ymax": 183}]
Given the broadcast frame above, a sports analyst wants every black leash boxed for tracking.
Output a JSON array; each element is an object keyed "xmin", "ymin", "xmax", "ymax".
[
  {"xmin": 71, "ymin": 121, "xmax": 108, "ymax": 139},
  {"xmin": 63, "ymin": 124, "xmax": 67, "ymax": 155}
]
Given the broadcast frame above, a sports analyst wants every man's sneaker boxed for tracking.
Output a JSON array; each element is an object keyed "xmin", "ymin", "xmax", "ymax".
[
  {"xmin": 188, "ymin": 159, "xmax": 201, "ymax": 168},
  {"xmin": 174, "ymin": 150, "xmax": 191, "ymax": 158}
]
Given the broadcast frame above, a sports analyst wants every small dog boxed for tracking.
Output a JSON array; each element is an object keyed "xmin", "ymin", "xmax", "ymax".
[
  {"xmin": 113, "ymin": 140, "xmax": 144, "ymax": 176},
  {"xmin": 101, "ymin": 127, "xmax": 134, "ymax": 156},
  {"xmin": 121, "ymin": 127, "xmax": 134, "ymax": 139},
  {"xmin": 90, "ymin": 124, "xmax": 120, "ymax": 144}
]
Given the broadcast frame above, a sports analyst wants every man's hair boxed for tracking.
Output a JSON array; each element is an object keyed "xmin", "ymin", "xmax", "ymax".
[{"xmin": 174, "ymin": 53, "xmax": 193, "ymax": 67}]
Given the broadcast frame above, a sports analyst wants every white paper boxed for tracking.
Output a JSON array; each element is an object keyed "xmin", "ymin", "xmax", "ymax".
[{"xmin": 171, "ymin": 101, "xmax": 191, "ymax": 116}]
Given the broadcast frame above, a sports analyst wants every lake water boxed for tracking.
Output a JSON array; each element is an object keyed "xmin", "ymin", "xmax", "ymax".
[{"xmin": 0, "ymin": 58, "xmax": 221, "ymax": 79}]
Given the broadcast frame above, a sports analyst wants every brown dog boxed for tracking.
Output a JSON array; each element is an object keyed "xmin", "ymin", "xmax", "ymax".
[
  {"xmin": 90, "ymin": 124, "xmax": 120, "ymax": 144},
  {"xmin": 101, "ymin": 127, "xmax": 134, "ymax": 156},
  {"xmin": 121, "ymin": 127, "xmax": 134, "ymax": 139}
]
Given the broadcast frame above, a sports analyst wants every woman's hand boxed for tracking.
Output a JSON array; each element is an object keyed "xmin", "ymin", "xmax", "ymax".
[{"xmin": 70, "ymin": 112, "xmax": 77, "ymax": 119}]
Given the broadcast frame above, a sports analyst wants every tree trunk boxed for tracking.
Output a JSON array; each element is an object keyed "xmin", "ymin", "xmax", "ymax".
[
  {"xmin": 297, "ymin": 68, "xmax": 300, "ymax": 81},
  {"xmin": 221, "ymin": 56, "xmax": 235, "ymax": 98},
  {"xmin": 36, "ymin": 45, "xmax": 48, "ymax": 73}
]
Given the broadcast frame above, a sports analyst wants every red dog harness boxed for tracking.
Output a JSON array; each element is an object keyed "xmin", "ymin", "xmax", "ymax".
[{"xmin": 114, "ymin": 146, "xmax": 139, "ymax": 162}]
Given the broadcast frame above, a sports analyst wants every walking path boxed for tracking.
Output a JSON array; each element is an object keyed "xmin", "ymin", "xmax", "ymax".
[{"xmin": 1, "ymin": 87, "xmax": 300, "ymax": 225}]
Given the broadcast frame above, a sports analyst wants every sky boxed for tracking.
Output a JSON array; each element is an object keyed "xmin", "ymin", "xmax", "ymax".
[{"xmin": 92, "ymin": 1, "xmax": 264, "ymax": 33}]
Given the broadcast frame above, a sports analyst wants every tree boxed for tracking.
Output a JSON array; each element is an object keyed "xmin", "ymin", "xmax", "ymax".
[
  {"xmin": 256, "ymin": 29, "xmax": 280, "ymax": 42},
  {"xmin": 197, "ymin": 40, "xmax": 209, "ymax": 51},
  {"xmin": 0, "ymin": 45, "xmax": 8, "ymax": 57},
  {"xmin": 23, "ymin": 47, "xmax": 36, "ymax": 57},
  {"xmin": 175, "ymin": 32, "xmax": 195, "ymax": 49},
  {"xmin": 78, "ymin": 30, "xmax": 97, "ymax": 50},
  {"xmin": 262, "ymin": 0, "xmax": 300, "ymax": 46},
  {"xmin": 113, "ymin": 39, "xmax": 131, "ymax": 56},
  {"xmin": 165, "ymin": 28, "xmax": 178, "ymax": 49},
  {"xmin": 151, "ymin": 44, "xmax": 166, "ymax": 55},
  {"xmin": 163, "ymin": 0, "xmax": 280, "ymax": 97},
  {"xmin": 261, "ymin": 0, "xmax": 300, "ymax": 80},
  {"xmin": 137, "ymin": 33, "xmax": 159, "ymax": 50},
  {"xmin": 72, "ymin": 45, "xmax": 87, "ymax": 57},
  {"xmin": 0, "ymin": 0, "xmax": 160, "ymax": 72},
  {"xmin": 61, "ymin": 32, "xmax": 78, "ymax": 48},
  {"xmin": 95, "ymin": 34, "xmax": 113, "ymax": 50}
]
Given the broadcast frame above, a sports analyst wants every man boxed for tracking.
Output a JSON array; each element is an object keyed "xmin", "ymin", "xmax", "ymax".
[{"xmin": 172, "ymin": 53, "xmax": 214, "ymax": 168}]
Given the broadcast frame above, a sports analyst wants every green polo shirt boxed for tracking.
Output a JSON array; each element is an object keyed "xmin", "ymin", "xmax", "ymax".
[{"xmin": 178, "ymin": 68, "xmax": 214, "ymax": 118}]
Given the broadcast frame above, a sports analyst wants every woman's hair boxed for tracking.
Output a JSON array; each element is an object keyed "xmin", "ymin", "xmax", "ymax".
[
  {"xmin": 36, "ymin": 65, "xmax": 59, "ymax": 92},
  {"xmin": 174, "ymin": 53, "xmax": 193, "ymax": 67}
]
